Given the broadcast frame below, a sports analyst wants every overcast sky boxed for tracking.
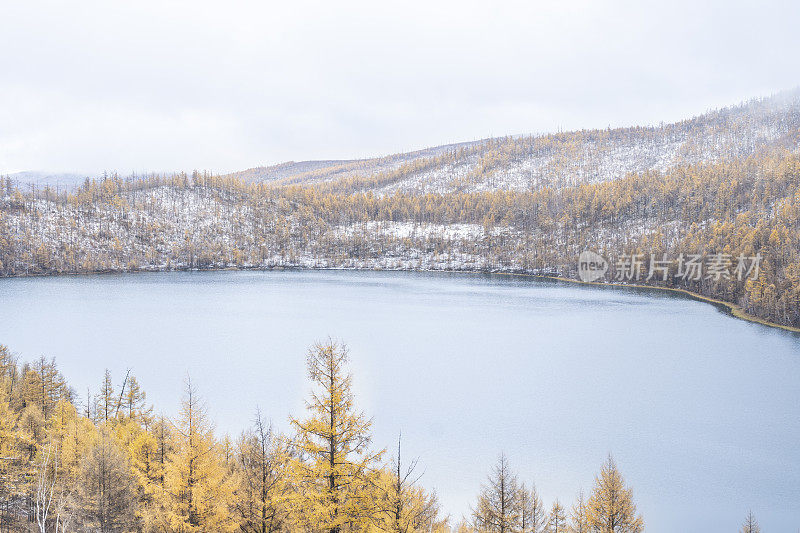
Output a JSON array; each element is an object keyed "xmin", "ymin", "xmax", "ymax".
[{"xmin": 1, "ymin": 0, "xmax": 799, "ymax": 175}]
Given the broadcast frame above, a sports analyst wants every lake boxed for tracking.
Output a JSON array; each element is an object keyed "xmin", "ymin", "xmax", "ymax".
[{"xmin": 0, "ymin": 270, "xmax": 798, "ymax": 531}]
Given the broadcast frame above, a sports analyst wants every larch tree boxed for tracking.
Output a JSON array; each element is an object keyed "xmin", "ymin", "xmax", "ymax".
[
  {"xmin": 122, "ymin": 375, "xmax": 151, "ymax": 422},
  {"xmin": 547, "ymin": 499, "xmax": 566, "ymax": 533},
  {"xmin": 98, "ymin": 370, "xmax": 115, "ymax": 423},
  {"xmin": 472, "ymin": 453, "xmax": 522, "ymax": 532},
  {"xmin": 586, "ymin": 456, "xmax": 643, "ymax": 533},
  {"xmin": 289, "ymin": 340, "xmax": 383, "ymax": 533},
  {"xmin": 0, "ymin": 388, "xmax": 24, "ymax": 507},
  {"xmin": 520, "ymin": 482, "xmax": 546, "ymax": 533},
  {"xmin": 374, "ymin": 433, "xmax": 444, "ymax": 532},
  {"xmin": 569, "ymin": 490, "xmax": 590, "ymax": 533},
  {"xmin": 73, "ymin": 427, "xmax": 138, "ymax": 532},
  {"xmin": 164, "ymin": 377, "xmax": 237, "ymax": 532},
  {"xmin": 32, "ymin": 356, "xmax": 68, "ymax": 419},
  {"xmin": 236, "ymin": 410, "xmax": 289, "ymax": 533},
  {"xmin": 740, "ymin": 510, "xmax": 760, "ymax": 533},
  {"xmin": 0, "ymin": 345, "xmax": 19, "ymax": 396},
  {"xmin": 151, "ymin": 414, "xmax": 172, "ymax": 488}
]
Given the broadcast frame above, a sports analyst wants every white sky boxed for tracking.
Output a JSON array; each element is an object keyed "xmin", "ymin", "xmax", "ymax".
[{"xmin": 1, "ymin": 0, "xmax": 799, "ymax": 175}]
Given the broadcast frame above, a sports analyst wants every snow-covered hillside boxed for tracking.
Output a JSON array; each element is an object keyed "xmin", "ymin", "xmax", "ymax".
[
  {"xmin": 228, "ymin": 89, "xmax": 800, "ymax": 195},
  {"xmin": 2, "ymin": 90, "xmax": 800, "ymax": 328}
]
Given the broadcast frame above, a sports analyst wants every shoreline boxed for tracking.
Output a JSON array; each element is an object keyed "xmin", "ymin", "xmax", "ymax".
[{"xmin": 3, "ymin": 265, "xmax": 799, "ymax": 335}]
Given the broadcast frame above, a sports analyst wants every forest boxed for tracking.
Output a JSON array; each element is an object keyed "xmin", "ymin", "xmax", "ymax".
[
  {"xmin": 0, "ymin": 340, "xmax": 656, "ymax": 533},
  {"xmin": 2, "ymin": 94, "xmax": 800, "ymax": 328},
  {"xmin": 1, "ymin": 144, "xmax": 799, "ymax": 328}
]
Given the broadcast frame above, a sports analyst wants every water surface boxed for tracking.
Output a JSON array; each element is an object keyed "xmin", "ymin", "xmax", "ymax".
[{"xmin": 1, "ymin": 270, "xmax": 798, "ymax": 531}]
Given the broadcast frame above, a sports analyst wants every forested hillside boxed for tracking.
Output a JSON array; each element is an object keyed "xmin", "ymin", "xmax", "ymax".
[
  {"xmin": 1, "ymin": 91, "xmax": 800, "ymax": 328},
  {"xmin": 0, "ymin": 340, "xmax": 647, "ymax": 532}
]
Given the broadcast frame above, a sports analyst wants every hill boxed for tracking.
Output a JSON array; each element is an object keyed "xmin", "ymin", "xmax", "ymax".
[
  {"xmin": 1, "ymin": 89, "xmax": 800, "ymax": 328},
  {"xmin": 230, "ymin": 88, "xmax": 800, "ymax": 194}
]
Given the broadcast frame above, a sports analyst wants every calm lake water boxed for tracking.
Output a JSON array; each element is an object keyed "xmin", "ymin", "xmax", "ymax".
[{"xmin": 0, "ymin": 270, "xmax": 798, "ymax": 531}]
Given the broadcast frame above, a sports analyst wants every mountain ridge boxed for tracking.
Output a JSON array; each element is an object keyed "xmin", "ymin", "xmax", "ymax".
[{"xmin": 7, "ymin": 88, "xmax": 800, "ymax": 192}]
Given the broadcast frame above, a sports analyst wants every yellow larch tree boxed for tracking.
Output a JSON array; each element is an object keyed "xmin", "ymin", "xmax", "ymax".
[
  {"xmin": 163, "ymin": 378, "xmax": 237, "ymax": 532},
  {"xmin": 371, "ymin": 434, "xmax": 445, "ymax": 532},
  {"xmin": 586, "ymin": 456, "xmax": 643, "ymax": 533},
  {"xmin": 289, "ymin": 340, "xmax": 384, "ymax": 533}
]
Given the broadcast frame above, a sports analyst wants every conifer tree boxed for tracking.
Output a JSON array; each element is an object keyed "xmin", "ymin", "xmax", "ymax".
[
  {"xmin": 569, "ymin": 490, "xmax": 589, "ymax": 533},
  {"xmin": 74, "ymin": 427, "xmax": 138, "ymax": 531},
  {"xmin": 289, "ymin": 340, "xmax": 383, "ymax": 533},
  {"xmin": 122, "ymin": 375, "xmax": 152, "ymax": 422},
  {"xmin": 473, "ymin": 453, "xmax": 521, "ymax": 532},
  {"xmin": 235, "ymin": 410, "xmax": 289, "ymax": 532},
  {"xmin": 547, "ymin": 499, "xmax": 566, "ymax": 533},
  {"xmin": 98, "ymin": 370, "xmax": 115, "ymax": 423},
  {"xmin": 586, "ymin": 456, "xmax": 643, "ymax": 533},
  {"xmin": 520, "ymin": 482, "xmax": 546, "ymax": 533},
  {"xmin": 374, "ymin": 433, "xmax": 443, "ymax": 532},
  {"xmin": 164, "ymin": 378, "xmax": 236, "ymax": 532},
  {"xmin": 740, "ymin": 510, "xmax": 760, "ymax": 533},
  {"xmin": 0, "ymin": 389, "xmax": 23, "ymax": 505}
]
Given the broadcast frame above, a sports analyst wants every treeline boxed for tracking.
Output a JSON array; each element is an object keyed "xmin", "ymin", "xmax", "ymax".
[
  {"xmin": 2, "ymin": 142, "xmax": 799, "ymax": 326},
  {"xmin": 0, "ymin": 340, "xmax": 655, "ymax": 532}
]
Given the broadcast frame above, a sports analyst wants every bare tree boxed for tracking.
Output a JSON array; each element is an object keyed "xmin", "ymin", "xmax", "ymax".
[{"xmin": 34, "ymin": 442, "xmax": 71, "ymax": 533}]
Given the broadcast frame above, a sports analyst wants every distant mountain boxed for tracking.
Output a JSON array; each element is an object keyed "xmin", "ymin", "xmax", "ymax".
[
  {"xmin": 224, "ymin": 139, "xmax": 485, "ymax": 186},
  {"xmin": 5, "ymin": 171, "xmax": 91, "ymax": 189},
  {"xmin": 10, "ymin": 89, "xmax": 800, "ymax": 195}
]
